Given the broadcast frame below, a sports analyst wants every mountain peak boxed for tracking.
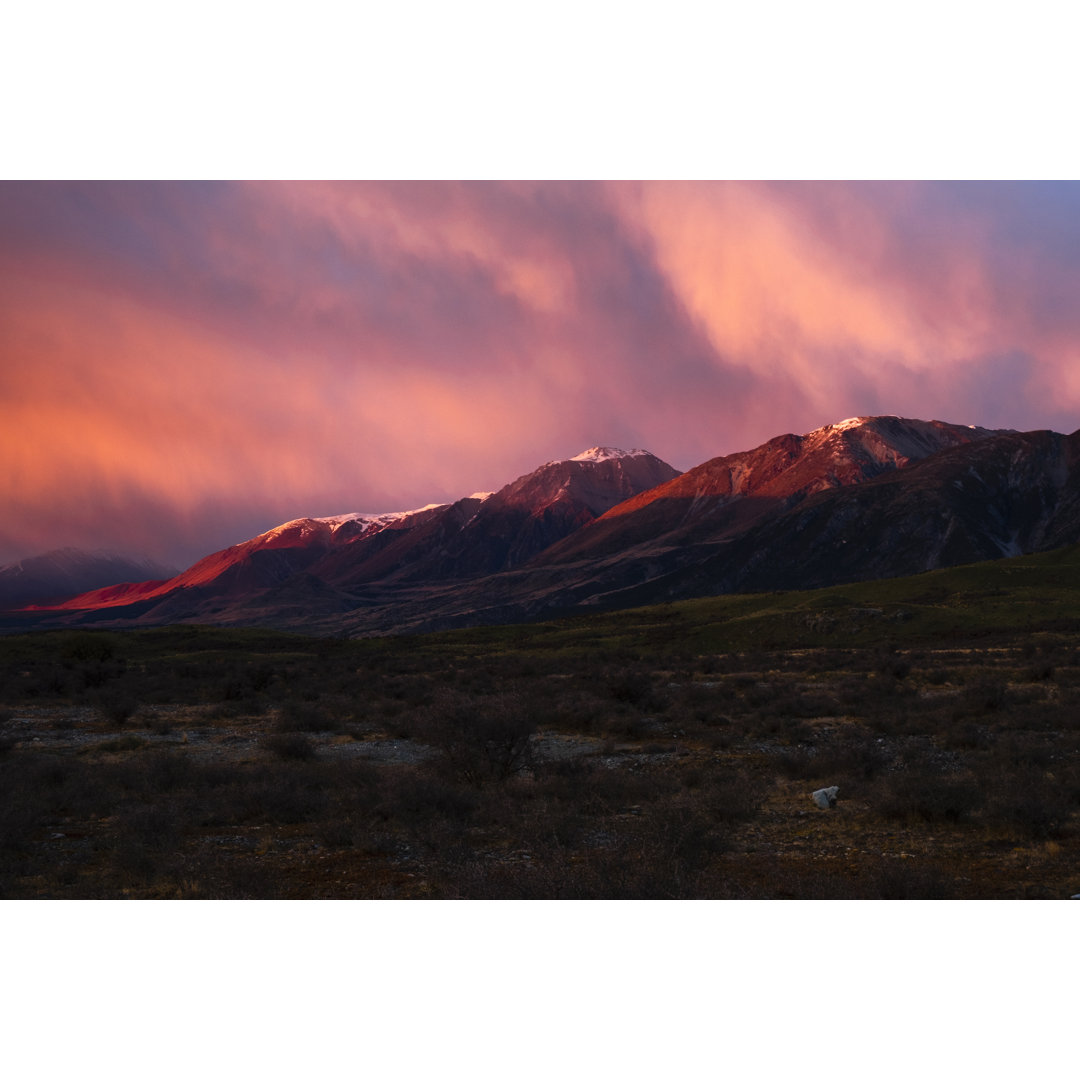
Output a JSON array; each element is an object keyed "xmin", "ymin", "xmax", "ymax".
[
  {"xmin": 259, "ymin": 505, "xmax": 451, "ymax": 542},
  {"xmin": 21, "ymin": 420, "xmax": 1076, "ymax": 635},
  {"xmin": 568, "ymin": 447, "xmax": 652, "ymax": 464},
  {"xmin": 817, "ymin": 415, "xmax": 881, "ymax": 433},
  {"xmin": 805, "ymin": 415, "xmax": 934, "ymax": 441},
  {"xmin": 806, "ymin": 415, "xmax": 1001, "ymax": 441}
]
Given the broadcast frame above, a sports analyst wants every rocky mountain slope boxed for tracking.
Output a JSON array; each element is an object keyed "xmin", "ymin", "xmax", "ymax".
[
  {"xmin": 319, "ymin": 419, "xmax": 1078, "ymax": 635},
  {"xmin": 33, "ymin": 448, "xmax": 680, "ymax": 626},
  {"xmin": 12, "ymin": 418, "xmax": 1080, "ymax": 636},
  {"xmin": 532, "ymin": 417, "xmax": 1008, "ymax": 566},
  {"xmin": 521, "ymin": 426, "xmax": 1080, "ymax": 617},
  {"xmin": 310, "ymin": 447, "xmax": 681, "ymax": 589}
]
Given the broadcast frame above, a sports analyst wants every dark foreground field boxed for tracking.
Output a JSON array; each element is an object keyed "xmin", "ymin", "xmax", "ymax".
[{"xmin": 4, "ymin": 547, "xmax": 1080, "ymax": 899}]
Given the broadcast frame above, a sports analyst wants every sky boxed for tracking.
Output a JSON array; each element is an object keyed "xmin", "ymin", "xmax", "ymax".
[{"xmin": 3, "ymin": 180, "xmax": 1080, "ymax": 569}]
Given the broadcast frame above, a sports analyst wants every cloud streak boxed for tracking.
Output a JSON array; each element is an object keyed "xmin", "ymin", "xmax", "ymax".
[{"xmin": 1, "ymin": 181, "xmax": 1077, "ymax": 567}]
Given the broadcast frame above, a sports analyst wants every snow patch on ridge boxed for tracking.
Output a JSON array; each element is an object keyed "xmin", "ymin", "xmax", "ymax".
[
  {"xmin": 802, "ymin": 417, "xmax": 874, "ymax": 445},
  {"xmin": 315, "ymin": 504, "xmax": 447, "ymax": 527},
  {"xmin": 316, "ymin": 504, "xmax": 448, "ymax": 529},
  {"xmin": 569, "ymin": 447, "xmax": 651, "ymax": 463},
  {"xmin": 819, "ymin": 416, "xmax": 896, "ymax": 435},
  {"xmin": 262, "ymin": 504, "xmax": 448, "ymax": 541},
  {"xmin": 831, "ymin": 416, "xmax": 871, "ymax": 432}
]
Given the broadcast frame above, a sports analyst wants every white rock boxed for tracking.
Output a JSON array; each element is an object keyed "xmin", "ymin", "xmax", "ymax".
[{"xmin": 812, "ymin": 786, "xmax": 839, "ymax": 809}]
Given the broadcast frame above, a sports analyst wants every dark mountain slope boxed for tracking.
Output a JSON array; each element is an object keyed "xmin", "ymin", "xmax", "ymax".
[
  {"xmin": 534, "ymin": 417, "xmax": 1006, "ymax": 566},
  {"xmin": 306, "ymin": 426, "xmax": 1080, "ymax": 636},
  {"xmin": 531, "ymin": 428, "xmax": 1080, "ymax": 614},
  {"xmin": 0, "ymin": 548, "xmax": 177, "ymax": 610},
  {"xmin": 39, "ymin": 448, "xmax": 679, "ymax": 626},
  {"xmin": 43, "ymin": 505, "xmax": 450, "ymax": 614},
  {"xmin": 315, "ymin": 448, "xmax": 680, "ymax": 588},
  {"xmin": 19, "ymin": 421, "xmax": 1080, "ymax": 638}
]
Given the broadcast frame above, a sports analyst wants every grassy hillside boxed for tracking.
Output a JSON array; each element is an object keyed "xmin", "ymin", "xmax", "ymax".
[{"xmin": 418, "ymin": 542, "xmax": 1080, "ymax": 658}]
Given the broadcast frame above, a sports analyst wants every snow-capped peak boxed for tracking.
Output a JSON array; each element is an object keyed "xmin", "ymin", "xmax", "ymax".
[
  {"xmin": 260, "ymin": 504, "xmax": 448, "ymax": 542},
  {"xmin": 466, "ymin": 491, "xmax": 494, "ymax": 502},
  {"xmin": 806, "ymin": 415, "xmax": 904, "ymax": 439},
  {"xmin": 314, "ymin": 504, "xmax": 447, "ymax": 528},
  {"xmin": 830, "ymin": 416, "xmax": 871, "ymax": 432},
  {"xmin": 569, "ymin": 447, "xmax": 651, "ymax": 464}
]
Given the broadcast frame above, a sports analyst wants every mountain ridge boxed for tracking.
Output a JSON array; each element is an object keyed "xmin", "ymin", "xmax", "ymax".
[
  {"xmin": 26, "ymin": 446, "xmax": 681, "ymax": 622},
  {"xmin": 0, "ymin": 548, "xmax": 178, "ymax": 611},
  {"xmin": 11, "ymin": 417, "xmax": 1079, "ymax": 636},
  {"xmin": 534, "ymin": 416, "xmax": 1010, "ymax": 567}
]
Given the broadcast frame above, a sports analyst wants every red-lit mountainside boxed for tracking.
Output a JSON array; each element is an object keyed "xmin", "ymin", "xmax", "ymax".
[
  {"xmin": 665, "ymin": 427, "xmax": 1080, "ymax": 597},
  {"xmin": 11, "ymin": 419, "xmax": 1080, "ymax": 636},
  {"xmin": 310, "ymin": 447, "xmax": 681, "ymax": 589},
  {"xmin": 532, "ymin": 416, "xmax": 1008, "ymax": 566},
  {"xmin": 34, "ymin": 504, "xmax": 456, "ymax": 616},
  {"xmin": 27, "ymin": 448, "xmax": 679, "ymax": 625},
  {"xmin": 505, "ymin": 425, "xmax": 1080, "ymax": 621},
  {"xmin": 0, "ymin": 548, "xmax": 178, "ymax": 611}
]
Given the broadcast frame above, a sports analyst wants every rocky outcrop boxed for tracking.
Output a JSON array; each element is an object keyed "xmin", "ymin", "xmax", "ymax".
[{"xmin": 812, "ymin": 786, "xmax": 840, "ymax": 809}]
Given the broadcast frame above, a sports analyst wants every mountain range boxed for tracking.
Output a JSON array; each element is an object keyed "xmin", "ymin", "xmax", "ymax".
[
  {"xmin": 7, "ymin": 417, "xmax": 1080, "ymax": 635},
  {"xmin": 0, "ymin": 549, "xmax": 177, "ymax": 613}
]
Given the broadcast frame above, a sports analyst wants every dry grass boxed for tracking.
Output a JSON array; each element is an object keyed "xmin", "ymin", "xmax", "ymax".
[{"xmin": 1, "ymin": 611, "xmax": 1079, "ymax": 898}]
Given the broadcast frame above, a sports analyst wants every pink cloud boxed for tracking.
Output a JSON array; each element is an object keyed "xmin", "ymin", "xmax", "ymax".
[{"xmin": 1, "ymin": 181, "xmax": 1077, "ymax": 568}]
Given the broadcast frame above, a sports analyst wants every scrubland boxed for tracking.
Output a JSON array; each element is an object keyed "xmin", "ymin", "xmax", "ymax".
[{"xmin": 3, "ymin": 548, "xmax": 1080, "ymax": 899}]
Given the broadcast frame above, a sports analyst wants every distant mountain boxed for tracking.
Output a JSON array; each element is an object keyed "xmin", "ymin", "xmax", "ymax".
[
  {"xmin": 17, "ymin": 418, "xmax": 1080, "ymax": 638},
  {"xmin": 40, "ymin": 447, "xmax": 680, "ymax": 626},
  {"xmin": 43, "ymin": 504, "xmax": 451, "ymax": 614},
  {"xmin": 311, "ymin": 446, "xmax": 681, "ymax": 589},
  {"xmin": 513, "ymin": 425, "xmax": 1080, "ymax": 617},
  {"xmin": 0, "ymin": 548, "xmax": 178, "ymax": 611},
  {"xmin": 533, "ymin": 417, "xmax": 1009, "ymax": 566},
  {"xmin": 671, "ymin": 427, "xmax": 1080, "ymax": 596}
]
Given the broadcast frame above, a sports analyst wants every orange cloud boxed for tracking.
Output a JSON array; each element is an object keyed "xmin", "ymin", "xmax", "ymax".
[{"xmin": 2, "ymin": 181, "xmax": 1077, "ymax": 569}]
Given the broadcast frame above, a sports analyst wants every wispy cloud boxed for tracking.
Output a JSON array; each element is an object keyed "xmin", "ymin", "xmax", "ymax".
[{"xmin": 1, "ymin": 181, "xmax": 1076, "ymax": 566}]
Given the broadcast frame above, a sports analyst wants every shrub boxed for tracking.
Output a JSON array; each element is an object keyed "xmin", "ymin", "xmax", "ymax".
[
  {"xmin": 96, "ymin": 690, "xmax": 138, "ymax": 727},
  {"xmin": 116, "ymin": 803, "xmax": 180, "ymax": 851},
  {"xmin": 317, "ymin": 815, "xmax": 365, "ymax": 850},
  {"xmin": 375, "ymin": 768, "xmax": 478, "ymax": 832},
  {"xmin": 699, "ymin": 768, "xmax": 763, "ymax": 823},
  {"xmin": 985, "ymin": 769, "xmax": 1073, "ymax": 839},
  {"xmin": 877, "ymin": 654, "xmax": 912, "ymax": 681},
  {"xmin": 606, "ymin": 673, "xmax": 653, "ymax": 707},
  {"xmin": 413, "ymin": 689, "xmax": 536, "ymax": 787},
  {"xmin": 242, "ymin": 772, "xmax": 326, "ymax": 824},
  {"xmin": 138, "ymin": 750, "xmax": 197, "ymax": 792},
  {"xmin": 956, "ymin": 679, "xmax": 1007, "ymax": 717},
  {"xmin": 97, "ymin": 735, "xmax": 147, "ymax": 753},
  {"xmin": 1022, "ymin": 661, "xmax": 1056, "ymax": 682},
  {"xmin": 275, "ymin": 700, "xmax": 343, "ymax": 733},
  {"xmin": 262, "ymin": 732, "xmax": 317, "ymax": 761},
  {"xmin": 866, "ymin": 860, "xmax": 955, "ymax": 900},
  {"xmin": 60, "ymin": 634, "xmax": 117, "ymax": 665},
  {"xmin": 878, "ymin": 773, "xmax": 985, "ymax": 823},
  {"xmin": 602, "ymin": 713, "xmax": 652, "ymax": 739}
]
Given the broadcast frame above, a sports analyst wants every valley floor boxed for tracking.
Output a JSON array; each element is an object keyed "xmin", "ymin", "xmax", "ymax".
[{"xmin": 2, "ymin": 615, "xmax": 1079, "ymax": 899}]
